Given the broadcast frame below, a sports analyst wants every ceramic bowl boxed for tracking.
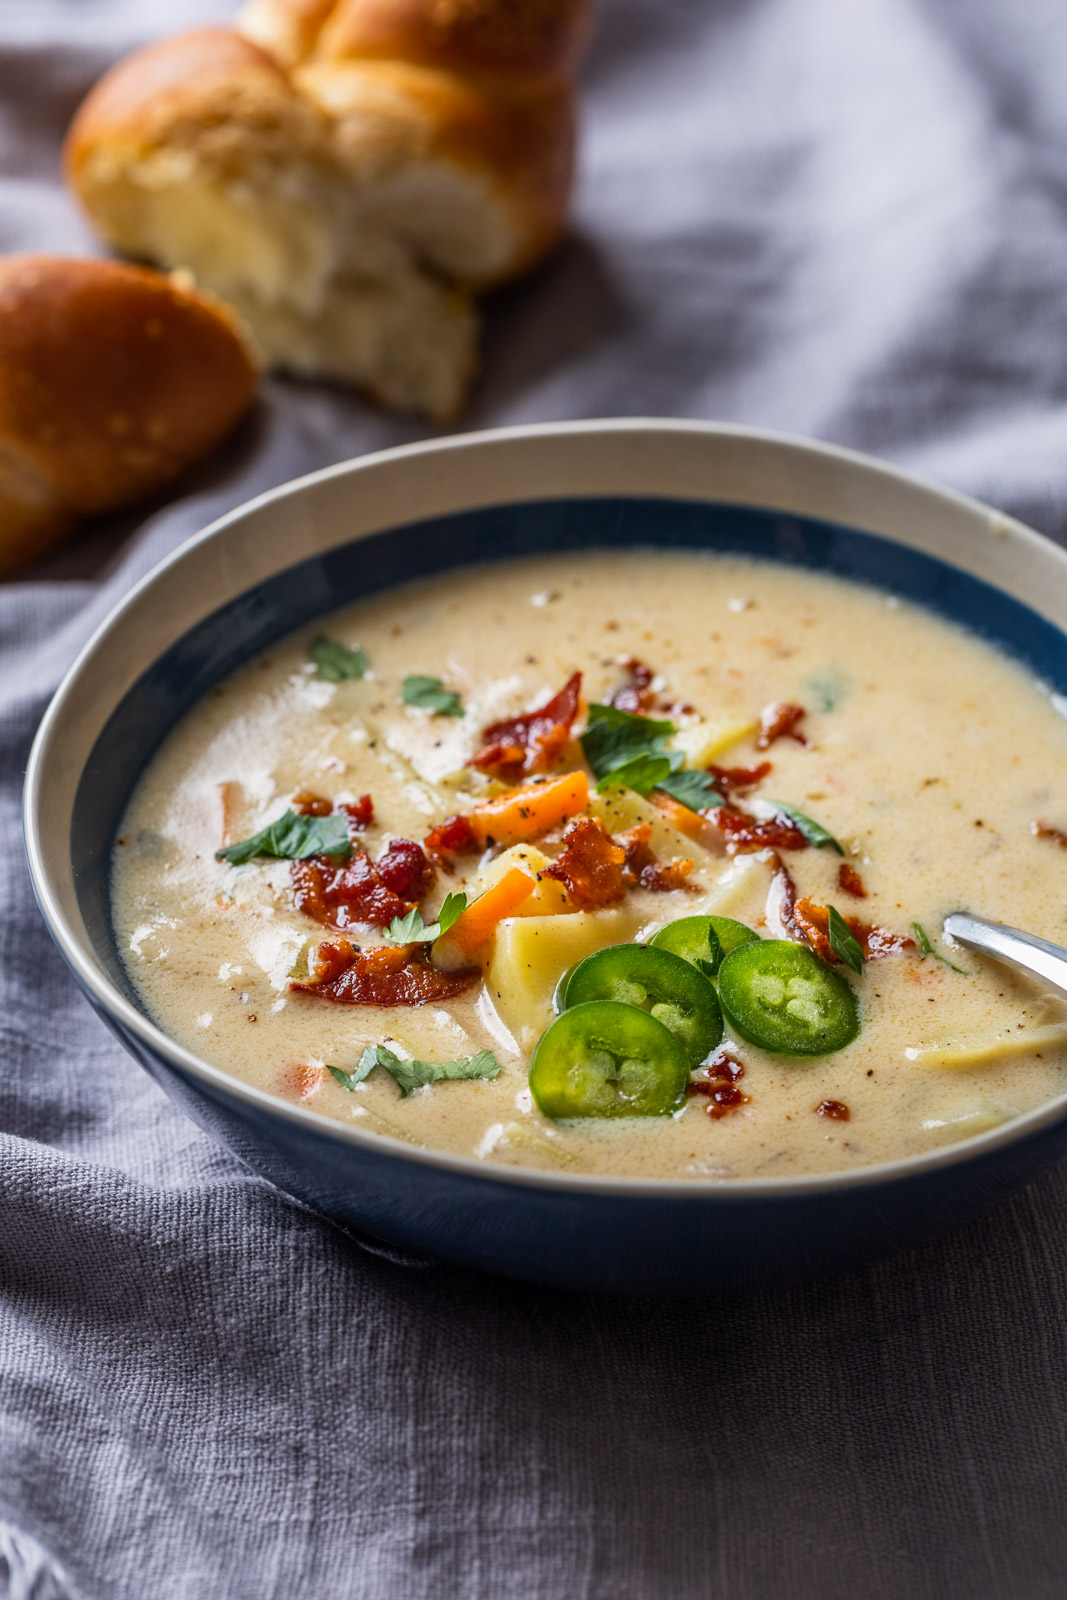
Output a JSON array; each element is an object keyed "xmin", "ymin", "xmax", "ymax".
[{"xmin": 24, "ymin": 421, "xmax": 1067, "ymax": 1294}]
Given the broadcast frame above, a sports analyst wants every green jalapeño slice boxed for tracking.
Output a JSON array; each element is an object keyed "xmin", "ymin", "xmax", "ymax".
[
  {"xmin": 717, "ymin": 940, "xmax": 860, "ymax": 1056},
  {"xmin": 529, "ymin": 1001, "xmax": 689, "ymax": 1118},
  {"xmin": 650, "ymin": 914, "xmax": 760, "ymax": 977},
  {"xmin": 561, "ymin": 943, "xmax": 723, "ymax": 1068}
]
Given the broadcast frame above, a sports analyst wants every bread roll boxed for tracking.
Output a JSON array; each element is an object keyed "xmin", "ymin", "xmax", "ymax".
[
  {"xmin": 64, "ymin": 1, "xmax": 591, "ymax": 418},
  {"xmin": 0, "ymin": 255, "xmax": 258, "ymax": 572}
]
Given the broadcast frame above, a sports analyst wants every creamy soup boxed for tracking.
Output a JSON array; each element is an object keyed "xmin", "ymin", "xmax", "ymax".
[{"xmin": 112, "ymin": 549, "xmax": 1067, "ymax": 1180}]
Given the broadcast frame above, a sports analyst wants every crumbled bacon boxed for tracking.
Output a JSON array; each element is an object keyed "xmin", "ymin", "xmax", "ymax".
[
  {"xmin": 291, "ymin": 837, "xmax": 434, "ymax": 931},
  {"xmin": 837, "ymin": 862, "xmax": 867, "ymax": 898},
  {"xmin": 766, "ymin": 851, "xmax": 803, "ymax": 940},
  {"xmin": 543, "ymin": 817, "xmax": 627, "ymax": 909},
  {"xmin": 756, "ymin": 702, "xmax": 807, "ymax": 749},
  {"xmin": 468, "ymin": 671, "xmax": 582, "ymax": 781},
  {"xmin": 291, "ymin": 790, "xmax": 333, "ymax": 817},
  {"xmin": 374, "ymin": 838, "xmax": 435, "ymax": 901},
  {"xmin": 707, "ymin": 762, "xmax": 771, "ymax": 798},
  {"xmin": 1033, "ymin": 820, "xmax": 1067, "ymax": 849},
  {"xmin": 292, "ymin": 941, "xmax": 478, "ymax": 1006},
  {"xmin": 424, "ymin": 813, "xmax": 479, "ymax": 862},
  {"xmin": 615, "ymin": 822, "xmax": 695, "ymax": 893},
  {"xmin": 340, "ymin": 795, "xmax": 374, "ymax": 831},
  {"xmin": 816, "ymin": 1099, "xmax": 850, "ymax": 1121},
  {"xmin": 610, "ymin": 657, "xmax": 657, "ymax": 714},
  {"xmin": 711, "ymin": 806, "xmax": 809, "ymax": 854},
  {"xmin": 688, "ymin": 1051, "xmax": 748, "ymax": 1118},
  {"xmin": 793, "ymin": 896, "xmax": 913, "ymax": 964}
]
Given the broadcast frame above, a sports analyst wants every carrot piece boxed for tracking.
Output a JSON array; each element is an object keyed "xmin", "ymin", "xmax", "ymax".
[
  {"xmin": 440, "ymin": 866, "xmax": 536, "ymax": 957},
  {"xmin": 465, "ymin": 770, "xmax": 590, "ymax": 848},
  {"xmin": 649, "ymin": 791, "xmax": 724, "ymax": 854}
]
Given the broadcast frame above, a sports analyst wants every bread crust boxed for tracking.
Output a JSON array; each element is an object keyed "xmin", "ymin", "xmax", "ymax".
[{"xmin": 0, "ymin": 256, "xmax": 258, "ymax": 571}]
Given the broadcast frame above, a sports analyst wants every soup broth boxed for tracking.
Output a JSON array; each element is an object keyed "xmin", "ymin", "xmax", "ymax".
[{"xmin": 112, "ymin": 549, "xmax": 1067, "ymax": 1180}]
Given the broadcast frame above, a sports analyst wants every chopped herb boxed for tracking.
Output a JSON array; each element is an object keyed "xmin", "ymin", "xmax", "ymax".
[
  {"xmin": 216, "ymin": 809, "xmax": 351, "ymax": 865},
  {"xmin": 768, "ymin": 800, "xmax": 844, "ymax": 854},
  {"xmin": 402, "ymin": 675, "xmax": 464, "ymax": 717},
  {"xmin": 912, "ymin": 922, "xmax": 968, "ymax": 975},
  {"xmin": 805, "ymin": 669, "xmax": 847, "ymax": 712},
  {"xmin": 597, "ymin": 752, "xmax": 677, "ymax": 797},
  {"xmin": 580, "ymin": 703, "xmax": 676, "ymax": 780},
  {"xmin": 656, "ymin": 768, "xmax": 724, "ymax": 811},
  {"xmin": 309, "ymin": 636, "xmax": 367, "ymax": 681},
  {"xmin": 827, "ymin": 905, "xmax": 864, "ymax": 974},
  {"xmin": 331, "ymin": 1043, "xmax": 501, "ymax": 1097},
  {"xmin": 382, "ymin": 891, "xmax": 468, "ymax": 945}
]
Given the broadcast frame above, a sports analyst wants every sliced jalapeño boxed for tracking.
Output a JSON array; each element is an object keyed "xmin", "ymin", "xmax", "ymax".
[
  {"xmin": 561, "ymin": 943, "xmax": 723, "ymax": 1068},
  {"xmin": 717, "ymin": 939, "xmax": 859, "ymax": 1056},
  {"xmin": 649, "ymin": 914, "xmax": 760, "ymax": 977},
  {"xmin": 529, "ymin": 1001, "xmax": 689, "ymax": 1118}
]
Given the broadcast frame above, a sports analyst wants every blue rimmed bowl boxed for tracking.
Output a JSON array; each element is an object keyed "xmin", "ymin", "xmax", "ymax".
[{"xmin": 24, "ymin": 421, "xmax": 1067, "ymax": 1295}]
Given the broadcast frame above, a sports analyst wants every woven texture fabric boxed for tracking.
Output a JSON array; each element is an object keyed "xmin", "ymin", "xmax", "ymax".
[{"xmin": 3, "ymin": 2, "xmax": 1067, "ymax": 1595}]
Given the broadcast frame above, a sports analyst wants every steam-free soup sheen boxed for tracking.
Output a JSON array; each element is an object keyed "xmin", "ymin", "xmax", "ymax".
[{"xmin": 112, "ymin": 550, "xmax": 1067, "ymax": 1180}]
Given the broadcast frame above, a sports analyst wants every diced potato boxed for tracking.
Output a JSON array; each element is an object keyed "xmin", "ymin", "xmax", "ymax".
[
  {"xmin": 588, "ymin": 789, "xmax": 697, "ymax": 864},
  {"xmin": 486, "ymin": 907, "xmax": 643, "ymax": 1051},
  {"xmin": 671, "ymin": 717, "xmax": 758, "ymax": 768},
  {"xmin": 905, "ymin": 1018, "xmax": 1067, "ymax": 1068},
  {"xmin": 470, "ymin": 844, "xmax": 571, "ymax": 915}
]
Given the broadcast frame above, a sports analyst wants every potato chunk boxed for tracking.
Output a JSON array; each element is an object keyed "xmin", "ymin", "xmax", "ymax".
[{"xmin": 486, "ymin": 907, "xmax": 642, "ymax": 1051}]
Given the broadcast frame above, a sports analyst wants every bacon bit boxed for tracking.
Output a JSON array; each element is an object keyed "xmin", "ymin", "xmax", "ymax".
[
  {"xmin": 793, "ymin": 896, "xmax": 913, "ymax": 964},
  {"xmin": 615, "ymin": 822, "xmax": 695, "ymax": 893},
  {"xmin": 424, "ymin": 812, "xmax": 479, "ymax": 862},
  {"xmin": 340, "ymin": 795, "xmax": 374, "ymax": 830},
  {"xmin": 278, "ymin": 1060, "xmax": 325, "ymax": 1101},
  {"xmin": 374, "ymin": 838, "xmax": 435, "ymax": 901},
  {"xmin": 1033, "ymin": 820, "xmax": 1067, "ymax": 849},
  {"xmin": 543, "ymin": 817, "xmax": 627, "ymax": 910},
  {"xmin": 291, "ymin": 790, "xmax": 333, "ymax": 817},
  {"xmin": 292, "ymin": 941, "xmax": 478, "ymax": 1006},
  {"xmin": 707, "ymin": 762, "xmax": 772, "ymax": 798},
  {"xmin": 610, "ymin": 657, "xmax": 657, "ymax": 714},
  {"xmin": 688, "ymin": 1050, "xmax": 748, "ymax": 1118},
  {"xmin": 756, "ymin": 702, "xmax": 807, "ymax": 749},
  {"xmin": 469, "ymin": 671, "xmax": 582, "ymax": 781},
  {"xmin": 766, "ymin": 851, "xmax": 803, "ymax": 940},
  {"xmin": 816, "ymin": 1099, "xmax": 850, "ymax": 1121},
  {"xmin": 291, "ymin": 837, "xmax": 434, "ymax": 931},
  {"xmin": 712, "ymin": 805, "xmax": 809, "ymax": 854},
  {"xmin": 837, "ymin": 862, "xmax": 867, "ymax": 898}
]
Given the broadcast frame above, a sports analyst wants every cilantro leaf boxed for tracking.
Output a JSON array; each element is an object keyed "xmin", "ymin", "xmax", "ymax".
[
  {"xmin": 656, "ymin": 768, "xmax": 724, "ymax": 810},
  {"xmin": 310, "ymin": 636, "xmax": 367, "ymax": 681},
  {"xmin": 596, "ymin": 752, "xmax": 678, "ymax": 797},
  {"xmin": 382, "ymin": 891, "xmax": 469, "ymax": 945},
  {"xmin": 216, "ymin": 809, "xmax": 351, "ymax": 865},
  {"xmin": 912, "ymin": 922, "xmax": 968, "ymax": 975},
  {"xmin": 580, "ymin": 703, "xmax": 676, "ymax": 780},
  {"xmin": 768, "ymin": 800, "xmax": 844, "ymax": 854},
  {"xmin": 402, "ymin": 675, "xmax": 464, "ymax": 717},
  {"xmin": 332, "ymin": 1044, "xmax": 501, "ymax": 1097},
  {"xmin": 827, "ymin": 905, "xmax": 864, "ymax": 974}
]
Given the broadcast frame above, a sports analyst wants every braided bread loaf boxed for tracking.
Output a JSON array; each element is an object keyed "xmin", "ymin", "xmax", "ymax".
[{"xmin": 65, "ymin": 0, "xmax": 591, "ymax": 419}]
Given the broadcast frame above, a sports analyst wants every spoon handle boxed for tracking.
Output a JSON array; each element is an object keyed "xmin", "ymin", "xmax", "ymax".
[{"xmin": 943, "ymin": 912, "xmax": 1067, "ymax": 1001}]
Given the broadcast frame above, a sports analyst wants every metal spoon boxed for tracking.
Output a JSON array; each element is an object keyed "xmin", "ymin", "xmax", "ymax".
[{"xmin": 943, "ymin": 912, "xmax": 1067, "ymax": 1002}]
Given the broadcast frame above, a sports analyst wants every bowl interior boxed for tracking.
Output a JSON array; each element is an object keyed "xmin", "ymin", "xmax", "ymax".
[{"xmin": 74, "ymin": 493, "xmax": 1067, "ymax": 1013}]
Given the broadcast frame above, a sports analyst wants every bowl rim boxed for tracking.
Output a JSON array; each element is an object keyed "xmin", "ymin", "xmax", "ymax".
[{"xmin": 24, "ymin": 416, "xmax": 1067, "ymax": 1200}]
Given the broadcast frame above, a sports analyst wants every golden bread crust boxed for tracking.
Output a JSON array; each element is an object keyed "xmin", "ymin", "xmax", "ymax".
[{"xmin": 0, "ymin": 256, "xmax": 258, "ymax": 569}]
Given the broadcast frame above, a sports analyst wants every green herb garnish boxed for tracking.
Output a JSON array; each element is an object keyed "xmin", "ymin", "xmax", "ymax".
[
  {"xmin": 656, "ymin": 768, "xmax": 724, "ymax": 810},
  {"xmin": 329, "ymin": 1044, "xmax": 501, "ymax": 1098},
  {"xmin": 580, "ymin": 704, "xmax": 676, "ymax": 780},
  {"xmin": 805, "ymin": 669, "xmax": 847, "ymax": 712},
  {"xmin": 768, "ymin": 800, "xmax": 844, "ymax": 854},
  {"xmin": 827, "ymin": 905, "xmax": 864, "ymax": 974},
  {"xmin": 309, "ymin": 636, "xmax": 367, "ymax": 681},
  {"xmin": 382, "ymin": 891, "xmax": 468, "ymax": 945},
  {"xmin": 216, "ymin": 809, "xmax": 351, "ymax": 865},
  {"xmin": 912, "ymin": 922, "xmax": 968, "ymax": 975},
  {"xmin": 402, "ymin": 675, "xmax": 464, "ymax": 716},
  {"xmin": 596, "ymin": 752, "xmax": 678, "ymax": 796}
]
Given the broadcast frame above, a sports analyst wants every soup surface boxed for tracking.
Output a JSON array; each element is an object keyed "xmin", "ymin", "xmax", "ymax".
[{"xmin": 112, "ymin": 548, "xmax": 1067, "ymax": 1180}]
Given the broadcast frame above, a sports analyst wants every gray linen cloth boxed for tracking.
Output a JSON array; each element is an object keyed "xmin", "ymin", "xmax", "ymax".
[{"xmin": 3, "ymin": 1, "xmax": 1067, "ymax": 1595}]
